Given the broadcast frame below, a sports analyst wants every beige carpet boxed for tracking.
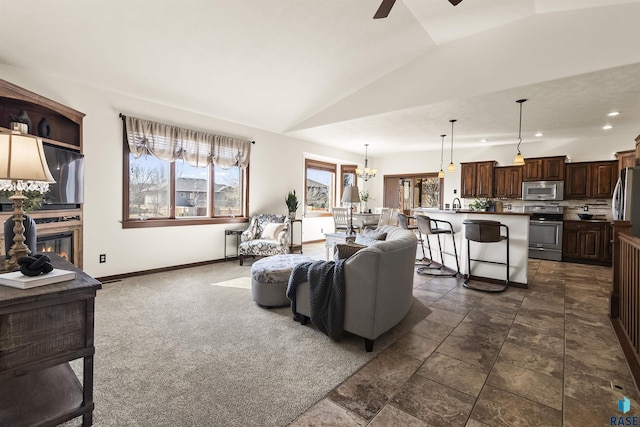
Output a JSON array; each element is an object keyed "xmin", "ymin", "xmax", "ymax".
[
  {"xmin": 210, "ymin": 276, "xmax": 252, "ymax": 289},
  {"xmin": 74, "ymin": 263, "xmax": 428, "ymax": 426}
]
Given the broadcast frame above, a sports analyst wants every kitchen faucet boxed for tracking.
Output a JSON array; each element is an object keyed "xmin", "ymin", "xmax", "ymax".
[{"xmin": 452, "ymin": 198, "xmax": 462, "ymax": 210}]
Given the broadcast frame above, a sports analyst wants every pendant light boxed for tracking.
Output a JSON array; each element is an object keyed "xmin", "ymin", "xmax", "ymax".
[
  {"xmin": 513, "ymin": 99, "xmax": 527, "ymax": 166},
  {"xmin": 447, "ymin": 119, "xmax": 456, "ymax": 172},
  {"xmin": 438, "ymin": 134, "xmax": 446, "ymax": 178}
]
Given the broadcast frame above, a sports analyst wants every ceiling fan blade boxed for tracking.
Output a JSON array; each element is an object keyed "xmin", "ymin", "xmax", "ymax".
[
  {"xmin": 449, "ymin": 0, "xmax": 463, "ymax": 5},
  {"xmin": 374, "ymin": 0, "xmax": 396, "ymax": 19}
]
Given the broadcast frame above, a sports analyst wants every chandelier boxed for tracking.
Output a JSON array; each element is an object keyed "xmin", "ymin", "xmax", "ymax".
[{"xmin": 356, "ymin": 144, "xmax": 377, "ymax": 181}]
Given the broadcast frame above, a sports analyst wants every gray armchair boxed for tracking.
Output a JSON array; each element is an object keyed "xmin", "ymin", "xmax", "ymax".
[{"xmin": 238, "ymin": 214, "xmax": 291, "ymax": 265}]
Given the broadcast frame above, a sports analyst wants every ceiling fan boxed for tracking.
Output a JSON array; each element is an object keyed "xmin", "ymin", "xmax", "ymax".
[{"xmin": 374, "ymin": 0, "xmax": 463, "ymax": 19}]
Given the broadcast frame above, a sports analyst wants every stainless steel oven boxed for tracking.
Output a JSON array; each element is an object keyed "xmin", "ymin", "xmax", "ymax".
[{"xmin": 525, "ymin": 206, "xmax": 564, "ymax": 261}]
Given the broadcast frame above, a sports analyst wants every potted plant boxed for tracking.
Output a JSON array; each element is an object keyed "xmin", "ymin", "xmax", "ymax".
[
  {"xmin": 359, "ymin": 190, "xmax": 371, "ymax": 213},
  {"xmin": 469, "ymin": 198, "xmax": 492, "ymax": 212},
  {"xmin": 285, "ymin": 190, "xmax": 299, "ymax": 220}
]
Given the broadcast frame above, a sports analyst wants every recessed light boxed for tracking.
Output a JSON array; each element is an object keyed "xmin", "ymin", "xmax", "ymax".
[
  {"xmin": 535, "ymin": 132, "xmax": 543, "ymax": 137},
  {"xmin": 607, "ymin": 111, "xmax": 620, "ymax": 117},
  {"xmin": 603, "ymin": 124, "xmax": 613, "ymax": 130},
  {"xmin": 480, "ymin": 139, "xmax": 488, "ymax": 143}
]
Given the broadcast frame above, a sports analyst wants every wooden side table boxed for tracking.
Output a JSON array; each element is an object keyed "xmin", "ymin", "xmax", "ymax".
[
  {"xmin": 224, "ymin": 229, "xmax": 243, "ymax": 259},
  {"xmin": 0, "ymin": 255, "xmax": 101, "ymax": 426}
]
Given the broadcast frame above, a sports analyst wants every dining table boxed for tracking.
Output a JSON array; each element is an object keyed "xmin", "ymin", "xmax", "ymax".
[{"xmin": 351, "ymin": 212, "xmax": 380, "ymax": 230}]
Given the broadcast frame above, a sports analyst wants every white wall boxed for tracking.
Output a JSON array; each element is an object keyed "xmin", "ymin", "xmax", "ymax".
[{"xmin": 0, "ymin": 65, "xmax": 362, "ymax": 277}]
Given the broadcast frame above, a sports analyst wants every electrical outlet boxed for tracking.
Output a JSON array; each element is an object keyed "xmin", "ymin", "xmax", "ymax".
[
  {"xmin": 99, "ymin": 254, "xmax": 106, "ymax": 263},
  {"xmin": 583, "ymin": 206, "xmax": 589, "ymax": 212},
  {"xmin": 453, "ymin": 189, "xmax": 457, "ymax": 194}
]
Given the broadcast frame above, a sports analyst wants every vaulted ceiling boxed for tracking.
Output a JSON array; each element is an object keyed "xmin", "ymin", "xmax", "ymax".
[{"xmin": 1, "ymin": 0, "xmax": 639, "ymax": 155}]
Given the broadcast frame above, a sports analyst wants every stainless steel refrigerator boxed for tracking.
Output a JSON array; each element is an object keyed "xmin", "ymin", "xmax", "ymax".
[{"xmin": 612, "ymin": 166, "xmax": 640, "ymax": 237}]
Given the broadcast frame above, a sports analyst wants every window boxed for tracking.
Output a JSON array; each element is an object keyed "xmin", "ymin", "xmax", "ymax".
[
  {"xmin": 305, "ymin": 159, "xmax": 336, "ymax": 216},
  {"xmin": 122, "ymin": 115, "xmax": 250, "ymax": 228},
  {"xmin": 176, "ymin": 161, "xmax": 209, "ymax": 217},
  {"xmin": 128, "ymin": 154, "xmax": 170, "ymax": 219},
  {"xmin": 340, "ymin": 165, "xmax": 357, "ymax": 201}
]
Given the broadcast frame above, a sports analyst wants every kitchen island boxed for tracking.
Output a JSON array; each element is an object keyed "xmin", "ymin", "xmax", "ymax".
[{"xmin": 412, "ymin": 209, "xmax": 531, "ymax": 287}]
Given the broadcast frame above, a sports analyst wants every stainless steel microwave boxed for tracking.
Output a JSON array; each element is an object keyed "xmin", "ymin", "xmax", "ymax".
[{"xmin": 522, "ymin": 181, "xmax": 564, "ymax": 201}]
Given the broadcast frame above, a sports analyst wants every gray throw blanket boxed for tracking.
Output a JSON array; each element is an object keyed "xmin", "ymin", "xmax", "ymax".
[{"xmin": 286, "ymin": 259, "xmax": 346, "ymax": 340}]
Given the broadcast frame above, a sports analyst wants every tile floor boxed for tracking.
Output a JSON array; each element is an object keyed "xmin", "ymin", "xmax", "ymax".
[{"xmin": 290, "ymin": 242, "xmax": 640, "ymax": 426}]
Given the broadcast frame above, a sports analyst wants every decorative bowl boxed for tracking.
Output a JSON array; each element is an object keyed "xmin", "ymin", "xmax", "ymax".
[{"xmin": 577, "ymin": 213, "xmax": 594, "ymax": 220}]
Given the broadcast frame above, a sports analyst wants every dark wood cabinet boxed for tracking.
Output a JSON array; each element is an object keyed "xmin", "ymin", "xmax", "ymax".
[
  {"xmin": 522, "ymin": 156, "xmax": 566, "ymax": 181},
  {"xmin": 494, "ymin": 165, "xmax": 522, "ymax": 199},
  {"xmin": 0, "ymin": 79, "xmax": 85, "ymax": 268},
  {"xmin": 460, "ymin": 161, "xmax": 495, "ymax": 198},
  {"xmin": 565, "ymin": 160, "xmax": 617, "ymax": 199},
  {"xmin": 0, "ymin": 80, "xmax": 83, "ymax": 150},
  {"xmin": 460, "ymin": 163, "xmax": 476, "ymax": 198},
  {"xmin": 617, "ymin": 149, "xmax": 636, "ymax": 171},
  {"xmin": 476, "ymin": 161, "xmax": 495, "ymax": 198},
  {"xmin": 0, "ymin": 256, "xmax": 101, "ymax": 426},
  {"xmin": 565, "ymin": 163, "xmax": 591, "ymax": 199},
  {"xmin": 591, "ymin": 161, "xmax": 618, "ymax": 198},
  {"xmin": 563, "ymin": 220, "xmax": 612, "ymax": 265},
  {"xmin": 603, "ymin": 222, "xmax": 612, "ymax": 264}
]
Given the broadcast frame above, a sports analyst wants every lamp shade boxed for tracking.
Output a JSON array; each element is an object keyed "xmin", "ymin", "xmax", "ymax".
[
  {"xmin": 513, "ymin": 152, "xmax": 525, "ymax": 166},
  {"xmin": 341, "ymin": 185, "xmax": 361, "ymax": 204},
  {"xmin": 0, "ymin": 132, "xmax": 55, "ymax": 182}
]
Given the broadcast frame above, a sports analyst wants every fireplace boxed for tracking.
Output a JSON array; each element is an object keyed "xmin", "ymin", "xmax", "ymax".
[{"xmin": 36, "ymin": 232, "xmax": 74, "ymax": 264}]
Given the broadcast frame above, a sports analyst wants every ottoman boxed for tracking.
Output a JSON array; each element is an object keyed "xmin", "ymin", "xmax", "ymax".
[{"xmin": 251, "ymin": 254, "xmax": 312, "ymax": 307}]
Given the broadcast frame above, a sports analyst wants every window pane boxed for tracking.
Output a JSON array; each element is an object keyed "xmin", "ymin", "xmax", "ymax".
[
  {"xmin": 128, "ymin": 154, "xmax": 170, "ymax": 219},
  {"xmin": 214, "ymin": 165, "xmax": 242, "ymax": 217},
  {"xmin": 342, "ymin": 172, "xmax": 355, "ymax": 189},
  {"xmin": 176, "ymin": 161, "xmax": 210, "ymax": 217},
  {"xmin": 306, "ymin": 168, "xmax": 333, "ymax": 213}
]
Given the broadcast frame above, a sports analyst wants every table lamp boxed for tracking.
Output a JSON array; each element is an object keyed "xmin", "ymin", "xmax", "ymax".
[
  {"xmin": 0, "ymin": 130, "xmax": 55, "ymax": 272},
  {"xmin": 341, "ymin": 186, "xmax": 361, "ymax": 235}
]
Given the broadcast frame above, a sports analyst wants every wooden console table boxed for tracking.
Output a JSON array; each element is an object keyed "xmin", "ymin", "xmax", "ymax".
[{"xmin": 0, "ymin": 255, "xmax": 101, "ymax": 426}]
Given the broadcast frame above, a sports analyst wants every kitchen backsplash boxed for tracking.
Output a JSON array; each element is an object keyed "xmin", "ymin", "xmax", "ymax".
[{"xmin": 462, "ymin": 198, "xmax": 613, "ymax": 220}]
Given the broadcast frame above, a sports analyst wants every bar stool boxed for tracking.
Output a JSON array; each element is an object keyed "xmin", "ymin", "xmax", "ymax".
[
  {"xmin": 462, "ymin": 219, "xmax": 509, "ymax": 292},
  {"xmin": 397, "ymin": 213, "xmax": 424, "ymax": 260},
  {"xmin": 415, "ymin": 214, "xmax": 460, "ymax": 277}
]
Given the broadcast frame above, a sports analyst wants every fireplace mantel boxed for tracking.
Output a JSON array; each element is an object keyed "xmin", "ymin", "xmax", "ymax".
[{"xmin": 0, "ymin": 209, "xmax": 83, "ymax": 268}]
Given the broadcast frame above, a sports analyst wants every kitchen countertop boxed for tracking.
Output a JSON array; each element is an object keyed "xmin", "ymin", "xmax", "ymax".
[{"xmin": 414, "ymin": 208, "xmax": 531, "ymax": 217}]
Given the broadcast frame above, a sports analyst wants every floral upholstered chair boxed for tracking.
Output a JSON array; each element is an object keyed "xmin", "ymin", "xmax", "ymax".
[{"xmin": 238, "ymin": 214, "xmax": 291, "ymax": 265}]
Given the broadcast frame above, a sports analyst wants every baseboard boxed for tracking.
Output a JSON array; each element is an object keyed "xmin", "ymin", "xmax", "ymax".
[{"xmin": 95, "ymin": 257, "xmax": 235, "ymax": 283}]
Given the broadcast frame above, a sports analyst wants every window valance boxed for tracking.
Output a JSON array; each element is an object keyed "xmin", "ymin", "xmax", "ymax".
[{"xmin": 124, "ymin": 115, "xmax": 252, "ymax": 169}]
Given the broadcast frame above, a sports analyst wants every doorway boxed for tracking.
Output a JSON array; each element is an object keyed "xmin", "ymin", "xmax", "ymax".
[{"xmin": 383, "ymin": 173, "xmax": 442, "ymax": 212}]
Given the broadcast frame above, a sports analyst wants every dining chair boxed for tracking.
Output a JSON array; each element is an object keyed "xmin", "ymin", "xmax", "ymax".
[
  {"xmin": 377, "ymin": 208, "xmax": 391, "ymax": 227},
  {"xmin": 332, "ymin": 207, "xmax": 357, "ymax": 233},
  {"xmin": 387, "ymin": 208, "xmax": 400, "ymax": 226}
]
